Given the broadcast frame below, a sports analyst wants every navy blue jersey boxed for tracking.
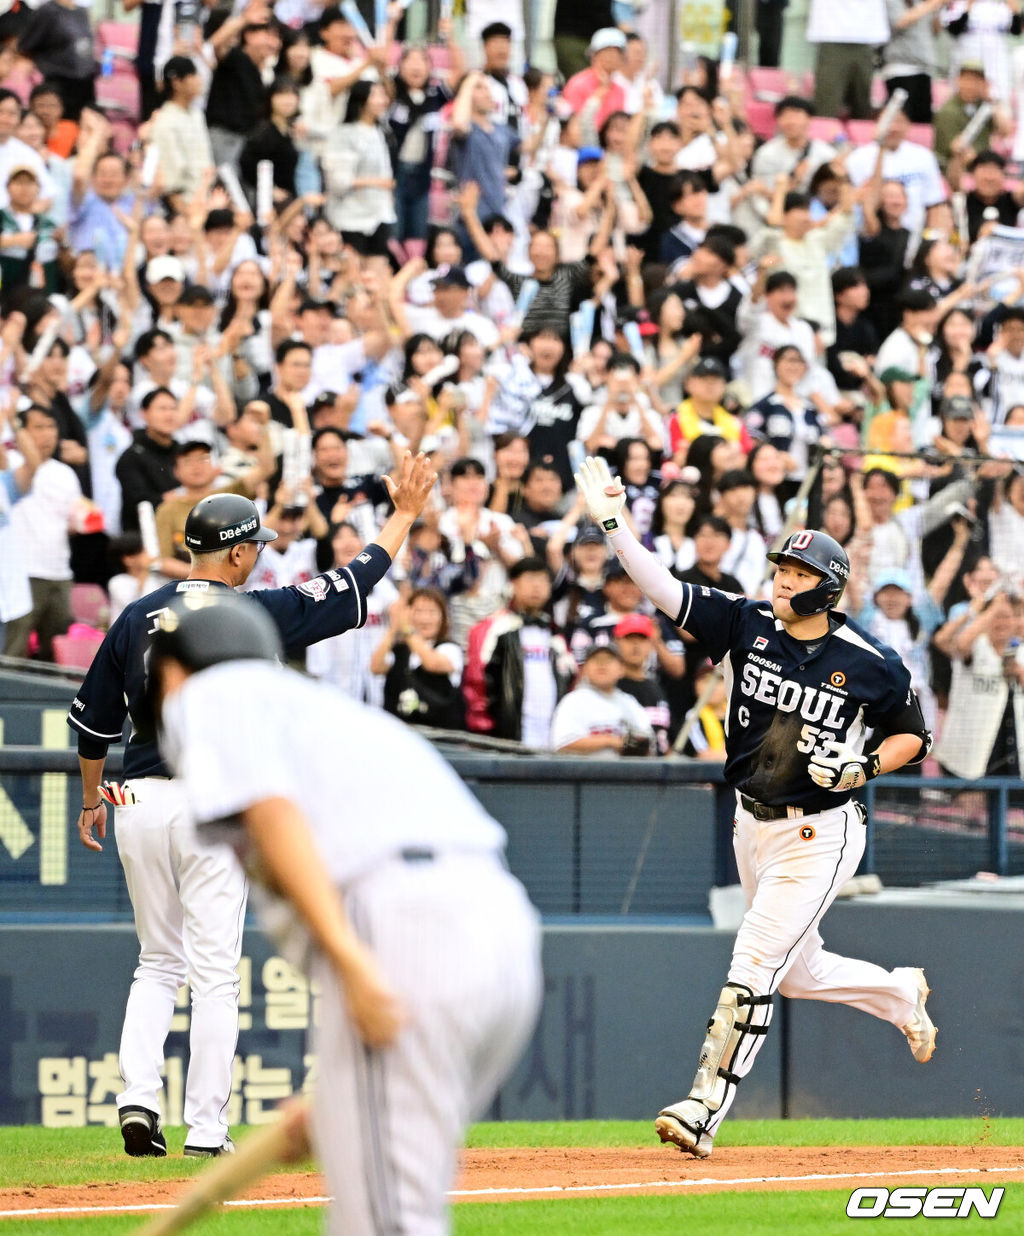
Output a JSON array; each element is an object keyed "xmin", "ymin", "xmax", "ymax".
[
  {"xmin": 675, "ymin": 582, "xmax": 925, "ymax": 810},
  {"xmin": 67, "ymin": 546, "xmax": 392, "ymax": 779}
]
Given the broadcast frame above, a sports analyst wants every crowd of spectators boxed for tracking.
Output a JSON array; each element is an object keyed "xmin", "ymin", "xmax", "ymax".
[{"xmin": 0, "ymin": 0, "xmax": 1023, "ymax": 771}]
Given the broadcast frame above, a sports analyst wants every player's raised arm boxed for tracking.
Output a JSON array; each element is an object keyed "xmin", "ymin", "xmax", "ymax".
[{"xmin": 575, "ymin": 456, "xmax": 685, "ymax": 621}]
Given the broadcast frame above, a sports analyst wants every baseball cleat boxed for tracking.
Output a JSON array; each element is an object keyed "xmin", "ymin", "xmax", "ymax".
[
  {"xmin": 119, "ymin": 1106, "xmax": 167, "ymax": 1157},
  {"xmin": 901, "ymin": 967, "xmax": 937, "ymax": 1063},
  {"xmin": 184, "ymin": 1135, "xmax": 236, "ymax": 1158},
  {"xmin": 655, "ymin": 1100, "xmax": 714, "ymax": 1159}
]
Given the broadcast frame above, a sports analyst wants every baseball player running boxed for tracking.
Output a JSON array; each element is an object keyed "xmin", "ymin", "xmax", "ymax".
[
  {"xmin": 148, "ymin": 591, "xmax": 542, "ymax": 1235},
  {"xmin": 67, "ymin": 452, "xmax": 436, "ymax": 1159},
  {"xmin": 575, "ymin": 456, "xmax": 936, "ymax": 1160}
]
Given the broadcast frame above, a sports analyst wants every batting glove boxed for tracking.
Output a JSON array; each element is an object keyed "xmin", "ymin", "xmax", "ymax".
[
  {"xmin": 807, "ymin": 740, "xmax": 881, "ymax": 793},
  {"xmin": 574, "ymin": 456, "xmax": 627, "ymax": 533},
  {"xmin": 98, "ymin": 780, "xmax": 139, "ymax": 806}
]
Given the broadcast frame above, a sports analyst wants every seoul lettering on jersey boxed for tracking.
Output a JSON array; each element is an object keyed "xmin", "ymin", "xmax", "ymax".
[{"xmin": 673, "ymin": 581, "xmax": 923, "ymax": 810}]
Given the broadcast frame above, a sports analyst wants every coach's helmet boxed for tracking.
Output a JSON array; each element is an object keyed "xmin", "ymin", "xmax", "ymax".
[
  {"xmin": 766, "ymin": 529, "xmax": 850, "ymax": 617},
  {"xmin": 183, "ymin": 493, "xmax": 278, "ymax": 554}
]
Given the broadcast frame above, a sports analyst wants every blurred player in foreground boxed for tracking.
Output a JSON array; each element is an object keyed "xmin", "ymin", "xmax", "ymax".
[
  {"xmin": 147, "ymin": 591, "xmax": 542, "ymax": 1234},
  {"xmin": 576, "ymin": 455, "xmax": 936, "ymax": 1161}
]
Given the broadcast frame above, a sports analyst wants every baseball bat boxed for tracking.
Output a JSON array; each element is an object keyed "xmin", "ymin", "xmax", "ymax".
[{"xmin": 137, "ymin": 1099, "xmax": 311, "ymax": 1236}]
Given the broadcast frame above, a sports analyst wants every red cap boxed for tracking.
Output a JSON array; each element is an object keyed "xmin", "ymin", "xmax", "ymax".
[{"xmin": 614, "ymin": 613, "xmax": 656, "ymax": 639}]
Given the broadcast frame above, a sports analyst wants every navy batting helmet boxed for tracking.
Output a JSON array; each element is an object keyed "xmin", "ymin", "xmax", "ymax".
[
  {"xmin": 183, "ymin": 493, "xmax": 278, "ymax": 553},
  {"xmin": 766, "ymin": 529, "xmax": 850, "ymax": 617},
  {"xmin": 150, "ymin": 591, "xmax": 283, "ymax": 674}
]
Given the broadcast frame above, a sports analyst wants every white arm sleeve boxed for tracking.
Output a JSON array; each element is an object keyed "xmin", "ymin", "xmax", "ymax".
[{"xmin": 607, "ymin": 525, "xmax": 685, "ymax": 622}]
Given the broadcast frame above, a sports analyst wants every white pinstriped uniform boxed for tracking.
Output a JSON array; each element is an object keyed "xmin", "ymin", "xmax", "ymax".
[{"xmin": 161, "ymin": 661, "xmax": 542, "ymax": 1235}]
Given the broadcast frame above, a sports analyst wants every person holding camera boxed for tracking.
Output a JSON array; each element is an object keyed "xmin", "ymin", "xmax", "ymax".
[
  {"xmin": 934, "ymin": 581, "xmax": 1024, "ymax": 779},
  {"xmin": 551, "ymin": 641, "xmax": 656, "ymax": 756},
  {"xmin": 577, "ymin": 352, "xmax": 665, "ymax": 458}
]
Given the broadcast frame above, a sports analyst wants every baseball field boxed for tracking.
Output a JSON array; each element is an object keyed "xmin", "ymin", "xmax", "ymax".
[{"xmin": 1, "ymin": 1117, "xmax": 1022, "ymax": 1233}]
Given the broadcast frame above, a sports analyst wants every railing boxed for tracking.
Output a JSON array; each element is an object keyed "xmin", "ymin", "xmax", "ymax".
[{"xmin": 1, "ymin": 747, "xmax": 1020, "ymax": 920}]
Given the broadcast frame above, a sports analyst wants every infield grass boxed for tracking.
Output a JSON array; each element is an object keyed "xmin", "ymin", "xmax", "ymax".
[{"xmin": 2, "ymin": 1188, "xmax": 1023, "ymax": 1234}]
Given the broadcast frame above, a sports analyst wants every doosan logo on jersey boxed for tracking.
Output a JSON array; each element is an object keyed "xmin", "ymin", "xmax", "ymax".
[{"xmin": 739, "ymin": 662, "xmax": 846, "ymax": 729}]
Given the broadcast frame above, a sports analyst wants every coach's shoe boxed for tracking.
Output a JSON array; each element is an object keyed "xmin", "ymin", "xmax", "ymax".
[
  {"xmin": 119, "ymin": 1106, "xmax": 167, "ymax": 1158},
  {"xmin": 900, "ymin": 967, "xmax": 937, "ymax": 1063},
  {"xmin": 655, "ymin": 1100, "xmax": 714, "ymax": 1159},
  {"xmin": 184, "ymin": 1136, "xmax": 236, "ymax": 1158}
]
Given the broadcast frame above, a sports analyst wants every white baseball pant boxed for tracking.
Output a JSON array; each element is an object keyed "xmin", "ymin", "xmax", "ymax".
[
  {"xmin": 310, "ymin": 852, "xmax": 542, "ymax": 1236},
  {"xmin": 113, "ymin": 777, "xmax": 247, "ymax": 1147},
  {"xmin": 705, "ymin": 796, "xmax": 920, "ymax": 1136}
]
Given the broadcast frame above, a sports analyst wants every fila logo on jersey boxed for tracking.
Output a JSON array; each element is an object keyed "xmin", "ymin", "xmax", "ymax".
[
  {"xmin": 753, "ymin": 636, "xmax": 769, "ymax": 650},
  {"xmin": 800, "ymin": 825, "xmax": 816, "ymax": 841},
  {"xmin": 740, "ymin": 662, "xmax": 846, "ymax": 729}
]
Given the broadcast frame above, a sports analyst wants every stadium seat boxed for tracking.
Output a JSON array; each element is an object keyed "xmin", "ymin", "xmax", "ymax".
[
  {"xmin": 746, "ymin": 99, "xmax": 777, "ymax": 140},
  {"xmin": 808, "ymin": 117, "xmax": 846, "ymax": 143},
  {"xmin": 932, "ymin": 78, "xmax": 953, "ymax": 110},
  {"xmin": 70, "ymin": 583, "xmax": 110, "ymax": 630},
  {"xmin": 52, "ymin": 628, "xmax": 104, "ymax": 671},
  {"xmin": 845, "ymin": 119, "xmax": 876, "ymax": 145},
  {"xmin": 746, "ymin": 67, "xmax": 792, "ymax": 102},
  {"xmin": 907, "ymin": 123, "xmax": 934, "ymax": 148}
]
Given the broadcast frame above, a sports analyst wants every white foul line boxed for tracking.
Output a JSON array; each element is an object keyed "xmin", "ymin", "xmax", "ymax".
[{"xmin": 1, "ymin": 1162, "xmax": 1022, "ymax": 1219}]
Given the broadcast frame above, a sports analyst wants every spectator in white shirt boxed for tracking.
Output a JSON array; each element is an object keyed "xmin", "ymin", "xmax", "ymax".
[
  {"xmin": 577, "ymin": 353, "xmax": 666, "ymax": 457},
  {"xmin": 846, "ymin": 108, "xmax": 946, "ymax": 234},
  {"xmin": 874, "ymin": 288, "xmax": 938, "ymax": 381},
  {"xmin": 399, "ymin": 264, "xmax": 501, "ymax": 350},
  {"xmin": 737, "ymin": 265, "xmax": 819, "ymax": 401},
  {"xmin": 551, "ymin": 643, "xmax": 656, "ymax": 756},
  {"xmin": 3, "ymin": 406, "xmax": 81, "ymax": 660},
  {"xmin": 751, "ymin": 97, "xmax": 838, "ymax": 192}
]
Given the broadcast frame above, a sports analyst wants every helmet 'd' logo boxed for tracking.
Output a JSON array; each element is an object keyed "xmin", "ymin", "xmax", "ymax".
[
  {"xmin": 790, "ymin": 530, "xmax": 814, "ymax": 550},
  {"xmin": 799, "ymin": 825, "xmax": 816, "ymax": 841},
  {"xmin": 830, "ymin": 671, "xmax": 846, "ymax": 688}
]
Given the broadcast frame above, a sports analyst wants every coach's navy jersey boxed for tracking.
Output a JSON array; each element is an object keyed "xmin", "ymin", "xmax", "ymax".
[
  {"xmin": 67, "ymin": 546, "xmax": 391, "ymax": 779},
  {"xmin": 674, "ymin": 581, "xmax": 924, "ymax": 810}
]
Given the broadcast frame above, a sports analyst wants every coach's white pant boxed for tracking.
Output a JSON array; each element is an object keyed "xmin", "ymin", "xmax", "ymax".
[
  {"xmin": 705, "ymin": 797, "xmax": 919, "ymax": 1137},
  {"xmin": 311, "ymin": 852, "xmax": 542, "ymax": 1236},
  {"xmin": 114, "ymin": 777, "xmax": 247, "ymax": 1147}
]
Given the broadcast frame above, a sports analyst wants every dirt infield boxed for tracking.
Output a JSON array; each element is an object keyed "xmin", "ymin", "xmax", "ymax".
[{"xmin": 1, "ymin": 1145, "xmax": 1023, "ymax": 1216}]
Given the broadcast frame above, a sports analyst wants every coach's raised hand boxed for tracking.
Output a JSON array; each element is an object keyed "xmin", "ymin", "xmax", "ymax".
[
  {"xmin": 574, "ymin": 456, "xmax": 626, "ymax": 531},
  {"xmin": 374, "ymin": 452, "xmax": 438, "ymax": 560}
]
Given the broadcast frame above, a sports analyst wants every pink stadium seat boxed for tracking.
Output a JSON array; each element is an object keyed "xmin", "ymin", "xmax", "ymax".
[
  {"xmin": 70, "ymin": 583, "xmax": 110, "ymax": 630},
  {"xmin": 3, "ymin": 63, "xmax": 42, "ymax": 104},
  {"xmin": 52, "ymin": 629, "xmax": 105, "ymax": 671},
  {"xmin": 746, "ymin": 99, "xmax": 777, "ymax": 140},
  {"xmin": 845, "ymin": 119, "xmax": 876, "ymax": 146},
  {"xmin": 808, "ymin": 117, "xmax": 846, "ymax": 143},
  {"xmin": 746, "ymin": 67, "xmax": 791, "ymax": 102},
  {"xmin": 907, "ymin": 123, "xmax": 934, "ymax": 148},
  {"xmin": 932, "ymin": 79, "xmax": 953, "ymax": 110},
  {"xmin": 95, "ymin": 68, "xmax": 140, "ymax": 121},
  {"xmin": 96, "ymin": 20, "xmax": 139, "ymax": 60}
]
